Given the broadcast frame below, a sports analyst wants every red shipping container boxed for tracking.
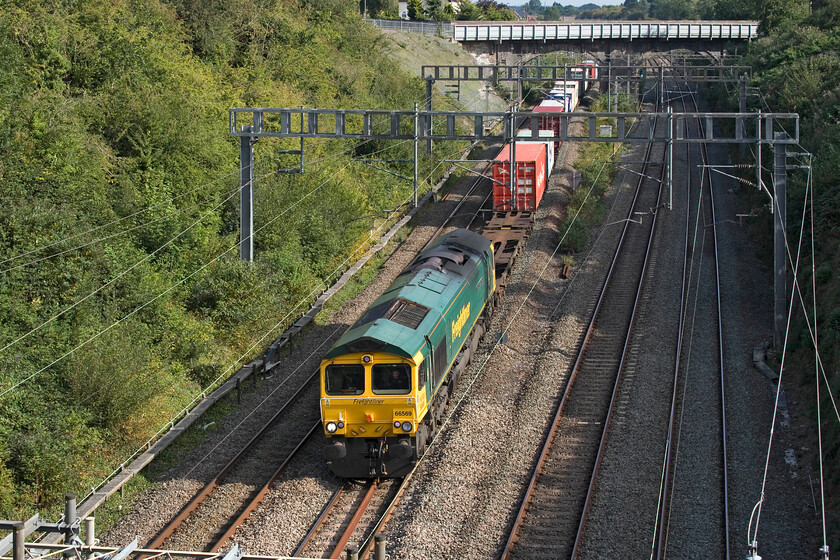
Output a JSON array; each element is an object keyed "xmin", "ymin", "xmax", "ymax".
[{"xmin": 492, "ymin": 142, "xmax": 547, "ymax": 212}]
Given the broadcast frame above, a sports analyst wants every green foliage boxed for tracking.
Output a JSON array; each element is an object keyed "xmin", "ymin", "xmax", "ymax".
[
  {"xmin": 559, "ymin": 93, "xmax": 629, "ymax": 254},
  {"xmin": 559, "ymin": 216, "xmax": 590, "ymax": 253},
  {"xmin": 734, "ymin": 0, "xmax": 840, "ymax": 544},
  {"xmin": 828, "ymin": 307, "xmax": 840, "ymax": 333},
  {"xmin": 456, "ymin": 0, "xmax": 483, "ymax": 20},
  {"xmin": 407, "ymin": 0, "xmax": 424, "ymax": 20},
  {"xmin": 0, "ymin": 0, "xmax": 444, "ymax": 521},
  {"xmin": 816, "ymin": 264, "xmax": 833, "ymax": 285}
]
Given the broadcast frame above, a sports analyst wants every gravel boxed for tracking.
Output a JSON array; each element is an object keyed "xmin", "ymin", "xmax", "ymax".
[
  {"xmin": 102, "ymin": 90, "xmax": 818, "ymax": 560},
  {"xmin": 100, "ymin": 149, "xmax": 502, "ymax": 554}
]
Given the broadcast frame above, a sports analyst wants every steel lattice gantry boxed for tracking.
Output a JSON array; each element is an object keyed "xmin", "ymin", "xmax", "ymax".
[
  {"xmin": 230, "ymin": 107, "xmax": 799, "ymax": 345},
  {"xmin": 229, "ymin": 108, "xmax": 796, "ymax": 144},
  {"xmin": 419, "ymin": 64, "xmax": 752, "ymax": 84}
]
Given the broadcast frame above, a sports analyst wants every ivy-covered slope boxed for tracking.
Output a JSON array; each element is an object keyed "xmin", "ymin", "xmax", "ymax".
[{"xmin": 0, "ymin": 0, "xmax": 463, "ymax": 517}]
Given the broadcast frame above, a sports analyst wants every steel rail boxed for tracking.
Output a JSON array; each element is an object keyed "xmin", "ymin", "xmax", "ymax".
[
  {"xmin": 328, "ymin": 480, "xmax": 380, "ymax": 559},
  {"xmin": 144, "ymin": 370, "xmax": 319, "ymax": 551},
  {"xmin": 465, "ymin": 190, "xmax": 494, "ymax": 231},
  {"xmin": 420, "ymin": 107, "xmax": 543, "ymax": 253},
  {"xmin": 356, "ymin": 476, "xmax": 412, "ymax": 558},
  {"xmin": 293, "ymin": 480, "xmax": 382, "ymax": 560},
  {"xmin": 652, "ymin": 77, "xmax": 695, "ymax": 560},
  {"xmin": 570, "ymin": 136, "xmax": 667, "ymax": 559},
  {"xmin": 292, "ymin": 483, "xmax": 349, "ymax": 558},
  {"xmin": 418, "ymin": 151, "xmax": 497, "ymax": 254},
  {"xmin": 209, "ymin": 422, "xmax": 321, "ymax": 553},
  {"xmin": 653, "ymin": 76, "xmax": 731, "ymax": 560},
  {"xmin": 694, "ymin": 85, "xmax": 732, "ymax": 560},
  {"xmin": 501, "ymin": 90, "xmax": 663, "ymax": 559}
]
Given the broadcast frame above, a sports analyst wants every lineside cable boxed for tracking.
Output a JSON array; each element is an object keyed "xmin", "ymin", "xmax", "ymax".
[{"xmin": 748, "ymin": 158, "xmax": 815, "ymax": 550}]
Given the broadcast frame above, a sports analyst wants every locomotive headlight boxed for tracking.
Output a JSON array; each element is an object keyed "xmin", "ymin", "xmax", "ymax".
[
  {"xmin": 326, "ymin": 422, "xmax": 338, "ymax": 433},
  {"xmin": 400, "ymin": 421, "xmax": 413, "ymax": 432},
  {"xmin": 337, "ymin": 421, "xmax": 345, "ymax": 429},
  {"xmin": 394, "ymin": 421, "xmax": 401, "ymax": 428}
]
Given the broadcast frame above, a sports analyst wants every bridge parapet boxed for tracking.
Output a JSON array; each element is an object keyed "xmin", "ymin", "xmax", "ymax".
[{"xmin": 452, "ymin": 20, "xmax": 758, "ymax": 42}]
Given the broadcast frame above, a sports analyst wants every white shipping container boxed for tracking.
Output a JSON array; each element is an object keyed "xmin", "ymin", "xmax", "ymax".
[{"xmin": 516, "ymin": 129, "xmax": 556, "ymax": 173}]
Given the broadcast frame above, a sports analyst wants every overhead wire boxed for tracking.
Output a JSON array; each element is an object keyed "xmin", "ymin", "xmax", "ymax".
[
  {"xmin": 78, "ymin": 94, "xmax": 483, "ymax": 492},
  {"xmin": 419, "ymin": 162, "xmax": 609, "ymax": 458},
  {"xmin": 0, "ymin": 158, "xmax": 355, "ymax": 400},
  {"xmin": 0, "ymin": 168, "xmax": 241, "ymax": 268},
  {"xmin": 810, "ymin": 157, "xmax": 829, "ymax": 557},
  {"xmin": 111, "ymin": 183, "xmax": 419, "ymax": 489},
  {"xmin": 0, "ymin": 186, "xmax": 243, "ymax": 359},
  {"xmin": 748, "ymin": 150, "xmax": 818, "ymax": 549},
  {"xmin": 68, "ymin": 149, "xmax": 428, "ymax": 503},
  {"xmin": 0, "ymin": 184, "xmax": 243, "ymax": 274},
  {"xmin": 0, "ymin": 135, "xmax": 388, "ymax": 273},
  {"xmin": 0, "ymin": 128, "xmax": 412, "ymax": 354},
  {"xmin": 700, "ymin": 70, "xmax": 833, "ymax": 558}
]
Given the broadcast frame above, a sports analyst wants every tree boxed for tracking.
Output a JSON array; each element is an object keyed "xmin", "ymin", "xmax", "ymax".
[
  {"xmin": 457, "ymin": 0, "xmax": 482, "ymax": 19},
  {"xmin": 477, "ymin": 0, "xmax": 516, "ymax": 20},
  {"xmin": 425, "ymin": 0, "xmax": 445, "ymax": 20},
  {"xmin": 623, "ymin": 0, "xmax": 650, "ymax": 18},
  {"xmin": 524, "ymin": 0, "xmax": 543, "ymax": 16},
  {"xmin": 407, "ymin": 0, "xmax": 425, "ymax": 19},
  {"xmin": 649, "ymin": 0, "xmax": 697, "ymax": 19},
  {"xmin": 360, "ymin": 0, "xmax": 398, "ymax": 18}
]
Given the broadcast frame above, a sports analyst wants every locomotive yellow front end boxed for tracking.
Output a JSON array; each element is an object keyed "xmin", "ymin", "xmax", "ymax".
[{"xmin": 320, "ymin": 351, "xmax": 426, "ymax": 478}]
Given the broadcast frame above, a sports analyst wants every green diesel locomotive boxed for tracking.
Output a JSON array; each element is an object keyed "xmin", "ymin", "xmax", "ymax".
[{"xmin": 319, "ymin": 229, "xmax": 495, "ymax": 478}]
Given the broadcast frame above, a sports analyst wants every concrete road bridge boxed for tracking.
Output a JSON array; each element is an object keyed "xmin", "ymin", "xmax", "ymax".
[{"xmin": 368, "ymin": 19, "xmax": 758, "ymax": 60}]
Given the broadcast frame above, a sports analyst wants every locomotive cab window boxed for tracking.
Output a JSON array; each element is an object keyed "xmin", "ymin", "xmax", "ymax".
[
  {"xmin": 372, "ymin": 364, "xmax": 411, "ymax": 395},
  {"xmin": 324, "ymin": 364, "xmax": 364, "ymax": 395}
]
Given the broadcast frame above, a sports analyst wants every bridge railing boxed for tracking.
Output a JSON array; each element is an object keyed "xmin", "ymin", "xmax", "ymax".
[{"xmin": 365, "ymin": 18, "xmax": 454, "ymax": 38}]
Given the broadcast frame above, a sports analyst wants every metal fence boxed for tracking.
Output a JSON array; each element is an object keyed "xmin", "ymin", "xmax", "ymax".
[{"xmin": 365, "ymin": 18, "xmax": 454, "ymax": 38}]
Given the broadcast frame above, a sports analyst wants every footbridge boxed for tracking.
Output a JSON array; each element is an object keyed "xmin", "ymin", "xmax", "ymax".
[{"xmin": 368, "ymin": 19, "xmax": 758, "ymax": 58}]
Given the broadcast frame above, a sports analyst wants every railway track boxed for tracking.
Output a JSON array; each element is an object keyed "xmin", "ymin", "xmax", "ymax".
[
  {"xmin": 652, "ymin": 78, "xmax": 731, "ymax": 559},
  {"xmin": 501, "ymin": 97, "xmax": 668, "ymax": 559},
  {"xmin": 137, "ymin": 139, "xmax": 522, "ymax": 556},
  {"xmin": 143, "ymin": 375, "xmax": 321, "ymax": 552},
  {"xmin": 293, "ymin": 478, "xmax": 403, "ymax": 559}
]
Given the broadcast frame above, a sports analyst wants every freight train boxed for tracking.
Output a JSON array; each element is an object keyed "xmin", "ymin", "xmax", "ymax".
[{"xmin": 319, "ymin": 69, "xmax": 597, "ymax": 478}]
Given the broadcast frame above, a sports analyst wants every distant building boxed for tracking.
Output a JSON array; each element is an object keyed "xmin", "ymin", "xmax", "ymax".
[{"xmin": 398, "ymin": 2, "xmax": 409, "ymax": 19}]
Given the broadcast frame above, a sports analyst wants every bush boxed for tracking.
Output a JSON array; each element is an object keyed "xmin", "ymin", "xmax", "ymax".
[{"xmin": 559, "ymin": 216, "xmax": 590, "ymax": 253}]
